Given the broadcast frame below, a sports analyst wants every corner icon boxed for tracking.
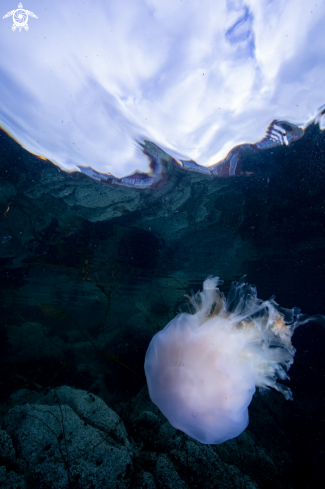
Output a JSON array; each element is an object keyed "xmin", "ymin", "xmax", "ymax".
[{"xmin": 3, "ymin": 3, "xmax": 38, "ymax": 32}]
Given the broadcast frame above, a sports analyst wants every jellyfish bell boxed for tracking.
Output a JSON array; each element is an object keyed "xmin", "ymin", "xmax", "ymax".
[{"xmin": 144, "ymin": 276, "xmax": 324, "ymax": 445}]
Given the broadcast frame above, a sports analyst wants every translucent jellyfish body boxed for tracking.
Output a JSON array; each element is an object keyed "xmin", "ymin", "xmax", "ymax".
[{"xmin": 144, "ymin": 277, "xmax": 321, "ymax": 444}]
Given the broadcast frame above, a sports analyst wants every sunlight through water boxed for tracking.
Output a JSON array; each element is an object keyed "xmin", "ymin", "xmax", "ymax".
[{"xmin": 0, "ymin": 0, "xmax": 324, "ymax": 179}]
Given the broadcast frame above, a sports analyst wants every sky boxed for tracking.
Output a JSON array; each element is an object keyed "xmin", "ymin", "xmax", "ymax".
[{"xmin": 0, "ymin": 0, "xmax": 324, "ymax": 177}]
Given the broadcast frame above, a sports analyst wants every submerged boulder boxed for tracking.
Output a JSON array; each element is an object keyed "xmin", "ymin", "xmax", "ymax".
[{"xmin": 2, "ymin": 386, "xmax": 133, "ymax": 489}]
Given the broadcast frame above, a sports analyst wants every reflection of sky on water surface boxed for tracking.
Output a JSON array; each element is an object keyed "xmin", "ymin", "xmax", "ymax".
[{"xmin": 0, "ymin": 0, "xmax": 324, "ymax": 177}]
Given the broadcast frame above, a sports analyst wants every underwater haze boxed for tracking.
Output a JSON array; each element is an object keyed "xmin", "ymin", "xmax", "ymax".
[{"xmin": 0, "ymin": 2, "xmax": 325, "ymax": 489}]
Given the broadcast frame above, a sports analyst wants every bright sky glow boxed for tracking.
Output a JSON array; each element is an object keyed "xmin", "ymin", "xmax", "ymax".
[{"xmin": 0, "ymin": 0, "xmax": 324, "ymax": 177}]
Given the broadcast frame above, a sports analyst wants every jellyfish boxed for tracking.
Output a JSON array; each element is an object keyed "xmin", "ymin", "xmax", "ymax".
[{"xmin": 144, "ymin": 276, "xmax": 324, "ymax": 444}]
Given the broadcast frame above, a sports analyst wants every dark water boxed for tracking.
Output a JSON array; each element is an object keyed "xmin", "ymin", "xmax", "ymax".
[{"xmin": 0, "ymin": 125, "xmax": 324, "ymax": 488}]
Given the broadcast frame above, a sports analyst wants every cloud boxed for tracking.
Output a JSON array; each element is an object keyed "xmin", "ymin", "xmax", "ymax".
[{"xmin": 0, "ymin": 0, "xmax": 324, "ymax": 176}]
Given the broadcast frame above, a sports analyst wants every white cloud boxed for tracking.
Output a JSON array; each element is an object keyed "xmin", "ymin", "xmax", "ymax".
[{"xmin": 0, "ymin": 0, "xmax": 324, "ymax": 176}]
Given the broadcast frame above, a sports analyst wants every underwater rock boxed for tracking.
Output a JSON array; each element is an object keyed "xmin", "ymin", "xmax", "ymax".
[
  {"xmin": 0, "ymin": 428, "xmax": 16, "ymax": 465},
  {"xmin": 120, "ymin": 386, "xmax": 292, "ymax": 489},
  {"xmin": 0, "ymin": 466, "xmax": 25, "ymax": 489},
  {"xmin": 134, "ymin": 471, "xmax": 157, "ymax": 489},
  {"xmin": 39, "ymin": 385, "xmax": 130, "ymax": 449},
  {"xmin": 0, "ymin": 430, "xmax": 25, "ymax": 488},
  {"xmin": 0, "ymin": 384, "xmax": 296, "ymax": 488},
  {"xmin": 155, "ymin": 454, "xmax": 189, "ymax": 489},
  {"xmin": 2, "ymin": 386, "xmax": 132, "ymax": 489}
]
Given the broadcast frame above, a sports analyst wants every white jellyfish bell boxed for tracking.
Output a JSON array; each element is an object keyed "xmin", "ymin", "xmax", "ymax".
[{"xmin": 144, "ymin": 276, "xmax": 324, "ymax": 444}]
